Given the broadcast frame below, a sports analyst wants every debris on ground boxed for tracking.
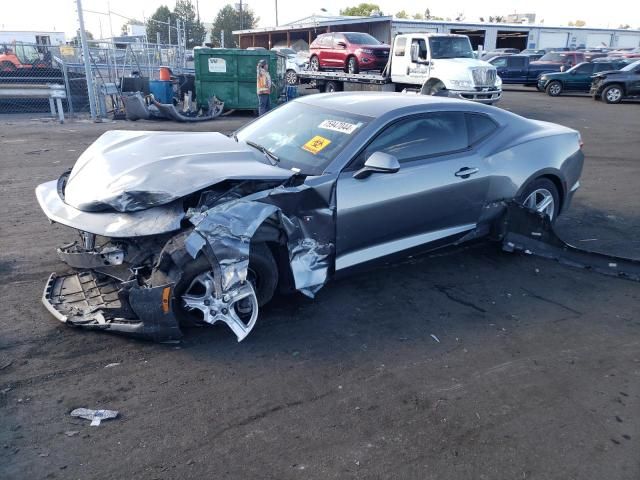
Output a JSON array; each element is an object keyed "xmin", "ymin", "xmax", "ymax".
[
  {"xmin": 70, "ymin": 408, "xmax": 119, "ymax": 426},
  {"xmin": 104, "ymin": 363, "xmax": 120, "ymax": 368},
  {"xmin": 430, "ymin": 334, "xmax": 441, "ymax": 343},
  {"xmin": 64, "ymin": 430, "xmax": 79, "ymax": 437},
  {"xmin": 0, "ymin": 359, "xmax": 13, "ymax": 370}
]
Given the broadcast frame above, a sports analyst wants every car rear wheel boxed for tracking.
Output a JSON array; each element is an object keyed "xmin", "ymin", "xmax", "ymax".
[
  {"xmin": 546, "ymin": 80, "xmax": 563, "ymax": 96},
  {"xmin": 347, "ymin": 56, "xmax": 359, "ymax": 74},
  {"xmin": 310, "ymin": 55, "xmax": 320, "ymax": 71},
  {"xmin": 285, "ymin": 69, "xmax": 298, "ymax": 85},
  {"xmin": 602, "ymin": 84, "xmax": 623, "ymax": 104},
  {"xmin": 174, "ymin": 243, "xmax": 278, "ymax": 328},
  {"xmin": 518, "ymin": 178, "xmax": 560, "ymax": 222}
]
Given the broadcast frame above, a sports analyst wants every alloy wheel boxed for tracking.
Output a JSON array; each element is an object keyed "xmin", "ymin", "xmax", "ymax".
[
  {"xmin": 523, "ymin": 188, "xmax": 556, "ymax": 220},
  {"xmin": 605, "ymin": 87, "xmax": 622, "ymax": 103}
]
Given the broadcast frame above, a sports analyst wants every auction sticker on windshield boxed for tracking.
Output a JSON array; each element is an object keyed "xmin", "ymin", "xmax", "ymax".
[
  {"xmin": 303, "ymin": 136, "xmax": 332, "ymax": 155},
  {"xmin": 318, "ymin": 120, "xmax": 360, "ymax": 134}
]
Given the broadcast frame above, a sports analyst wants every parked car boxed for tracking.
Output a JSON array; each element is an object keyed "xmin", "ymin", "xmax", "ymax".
[
  {"xmin": 590, "ymin": 59, "xmax": 640, "ymax": 103},
  {"xmin": 608, "ymin": 48, "xmax": 640, "ymax": 59},
  {"xmin": 36, "ymin": 92, "xmax": 583, "ymax": 342},
  {"xmin": 538, "ymin": 59, "xmax": 630, "ymax": 96},
  {"xmin": 531, "ymin": 51, "xmax": 586, "ymax": 71},
  {"xmin": 271, "ymin": 47, "xmax": 308, "ymax": 85},
  {"xmin": 520, "ymin": 48, "xmax": 547, "ymax": 55},
  {"xmin": 310, "ymin": 32, "xmax": 389, "ymax": 73},
  {"xmin": 489, "ymin": 54, "xmax": 560, "ymax": 86},
  {"xmin": 479, "ymin": 48, "xmax": 520, "ymax": 61}
]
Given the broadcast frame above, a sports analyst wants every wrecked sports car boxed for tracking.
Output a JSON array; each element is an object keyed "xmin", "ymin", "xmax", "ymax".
[{"xmin": 36, "ymin": 92, "xmax": 584, "ymax": 342}]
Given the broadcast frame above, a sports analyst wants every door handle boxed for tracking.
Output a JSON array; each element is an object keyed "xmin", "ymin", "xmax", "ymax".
[{"xmin": 455, "ymin": 167, "xmax": 479, "ymax": 178}]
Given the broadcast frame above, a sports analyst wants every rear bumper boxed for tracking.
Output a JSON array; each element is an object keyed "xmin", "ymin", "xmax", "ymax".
[
  {"xmin": 448, "ymin": 88, "xmax": 502, "ymax": 104},
  {"xmin": 42, "ymin": 271, "xmax": 182, "ymax": 341}
]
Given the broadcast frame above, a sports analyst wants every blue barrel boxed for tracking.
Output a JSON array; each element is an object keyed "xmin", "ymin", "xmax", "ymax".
[
  {"xmin": 149, "ymin": 80, "xmax": 173, "ymax": 104},
  {"xmin": 286, "ymin": 85, "xmax": 298, "ymax": 101}
]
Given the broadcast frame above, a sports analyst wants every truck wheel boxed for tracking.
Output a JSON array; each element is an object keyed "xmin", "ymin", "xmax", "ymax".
[
  {"xmin": 546, "ymin": 80, "xmax": 563, "ymax": 97},
  {"xmin": 310, "ymin": 56, "xmax": 320, "ymax": 71},
  {"xmin": 602, "ymin": 84, "xmax": 623, "ymax": 104},
  {"xmin": 324, "ymin": 81, "xmax": 341, "ymax": 93},
  {"xmin": 347, "ymin": 56, "xmax": 359, "ymax": 74},
  {"xmin": 1, "ymin": 61, "xmax": 16, "ymax": 72},
  {"xmin": 285, "ymin": 69, "xmax": 298, "ymax": 85}
]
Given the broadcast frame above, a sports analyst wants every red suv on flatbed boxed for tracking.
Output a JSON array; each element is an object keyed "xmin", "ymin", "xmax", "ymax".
[{"xmin": 309, "ymin": 32, "xmax": 390, "ymax": 74}]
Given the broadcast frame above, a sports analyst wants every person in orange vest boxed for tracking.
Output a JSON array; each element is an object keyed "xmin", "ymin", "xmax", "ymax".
[{"xmin": 256, "ymin": 59, "xmax": 272, "ymax": 116}]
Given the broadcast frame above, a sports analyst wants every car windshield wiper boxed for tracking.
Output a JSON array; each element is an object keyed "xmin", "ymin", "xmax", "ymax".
[{"xmin": 245, "ymin": 140, "xmax": 280, "ymax": 165}]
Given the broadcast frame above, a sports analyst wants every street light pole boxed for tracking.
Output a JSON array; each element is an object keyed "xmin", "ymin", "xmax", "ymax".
[{"xmin": 275, "ymin": 0, "xmax": 278, "ymax": 26}]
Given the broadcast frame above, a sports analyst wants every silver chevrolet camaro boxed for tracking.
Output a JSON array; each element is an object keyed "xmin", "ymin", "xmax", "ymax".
[{"xmin": 36, "ymin": 92, "xmax": 584, "ymax": 341}]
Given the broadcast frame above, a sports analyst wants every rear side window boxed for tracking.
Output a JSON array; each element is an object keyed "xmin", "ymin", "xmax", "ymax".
[
  {"xmin": 508, "ymin": 57, "xmax": 526, "ymax": 67},
  {"xmin": 395, "ymin": 38, "xmax": 407, "ymax": 56},
  {"xmin": 361, "ymin": 112, "xmax": 468, "ymax": 163},
  {"xmin": 466, "ymin": 113, "xmax": 498, "ymax": 145}
]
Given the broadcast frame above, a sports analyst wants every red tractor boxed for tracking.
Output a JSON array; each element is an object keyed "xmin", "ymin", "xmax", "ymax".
[{"xmin": 0, "ymin": 42, "xmax": 50, "ymax": 71}]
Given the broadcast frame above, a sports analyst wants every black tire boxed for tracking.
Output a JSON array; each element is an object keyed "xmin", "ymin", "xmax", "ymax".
[
  {"xmin": 546, "ymin": 80, "xmax": 563, "ymax": 97},
  {"xmin": 347, "ymin": 56, "xmax": 359, "ymax": 74},
  {"xmin": 518, "ymin": 178, "xmax": 561, "ymax": 222},
  {"xmin": 324, "ymin": 80, "xmax": 341, "ymax": 93},
  {"xmin": 309, "ymin": 55, "xmax": 320, "ymax": 71},
  {"xmin": 602, "ymin": 84, "xmax": 624, "ymax": 104},
  {"xmin": 173, "ymin": 243, "xmax": 278, "ymax": 326}
]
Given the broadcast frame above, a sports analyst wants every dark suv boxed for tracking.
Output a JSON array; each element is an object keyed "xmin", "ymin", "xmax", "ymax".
[
  {"xmin": 538, "ymin": 59, "xmax": 630, "ymax": 96},
  {"xmin": 591, "ymin": 59, "xmax": 640, "ymax": 103},
  {"xmin": 309, "ymin": 32, "xmax": 390, "ymax": 74}
]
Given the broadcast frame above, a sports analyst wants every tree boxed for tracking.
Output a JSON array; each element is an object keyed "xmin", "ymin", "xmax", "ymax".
[
  {"xmin": 340, "ymin": 3, "xmax": 382, "ymax": 16},
  {"xmin": 174, "ymin": 0, "xmax": 206, "ymax": 48},
  {"xmin": 568, "ymin": 20, "xmax": 586, "ymax": 27},
  {"xmin": 618, "ymin": 24, "xmax": 631, "ymax": 29},
  {"xmin": 413, "ymin": 13, "xmax": 424, "ymax": 20},
  {"xmin": 210, "ymin": 4, "xmax": 259, "ymax": 48},
  {"xmin": 121, "ymin": 19, "xmax": 144, "ymax": 36},
  {"xmin": 146, "ymin": 5, "xmax": 173, "ymax": 44},
  {"xmin": 395, "ymin": 10, "xmax": 409, "ymax": 19},
  {"xmin": 70, "ymin": 30, "xmax": 94, "ymax": 46}
]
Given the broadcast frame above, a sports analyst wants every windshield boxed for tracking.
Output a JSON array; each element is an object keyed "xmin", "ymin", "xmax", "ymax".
[
  {"xmin": 277, "ymin": 48, "xmax": 297, "ymax": 56},
  {"xmin": 344, "ymin": 33, "xmax": 381, "ymax": 45},
  {"xmin": 539, "ymin": 52, "xmax": 568, "ymax": 62},
  {"xmin": 235, "ymin": 101, "xmax": 371, "ymax": 175},
  {"xmin": 621, "ymin": 60, "xmax": 640, "ymax": 71},
  {"xmin": 429, "ymin": 37, "xmax": 474, "ymax": 59}
]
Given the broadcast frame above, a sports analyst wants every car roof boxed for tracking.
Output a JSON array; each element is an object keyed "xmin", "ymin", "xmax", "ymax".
[{"xmin": 295, "ymin": 92, "xmax": 494, "ymax": 118}]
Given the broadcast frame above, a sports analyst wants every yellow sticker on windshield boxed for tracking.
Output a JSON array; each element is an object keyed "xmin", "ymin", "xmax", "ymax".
[{"xmin": 302, "ymin": 135, "xmax": 331, "ymax": 155}]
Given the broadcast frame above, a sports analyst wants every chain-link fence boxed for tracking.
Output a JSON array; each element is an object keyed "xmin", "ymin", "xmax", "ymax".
[{"xmin": 0, "ymin": 40, "xmax": 194, "ymax": 120}]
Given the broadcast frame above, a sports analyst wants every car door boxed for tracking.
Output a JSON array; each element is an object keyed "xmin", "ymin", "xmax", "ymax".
[
  {"xmin": 491, "ymin": 57, "xmax": 509, "ymax": 81},
  {"xmin": 330, "ymin": 33, "xmax": 347, "ymax": 69},
  {"xmin": 334, "ymin": 112, "xmax": 493, "ymax": 270},
  {"xmin": 318, "ymin": 34, "xmax": 333, "ymax": 68},
  {"xmin": 508, "ymin": 56, "xmax": 527, "ymax": 82},
  {"xmin": 629, "ymin": 63, "xmax": 640, "ymax": 95},
  {"xmin": 566, "ymin": 63, "xmax": 594, "ymax": 90}
]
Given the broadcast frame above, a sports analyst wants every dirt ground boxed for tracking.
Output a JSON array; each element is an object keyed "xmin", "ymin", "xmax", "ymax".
[{"xmin": 1, "ymin": 90, "xmax": 639, "ymax": 480}]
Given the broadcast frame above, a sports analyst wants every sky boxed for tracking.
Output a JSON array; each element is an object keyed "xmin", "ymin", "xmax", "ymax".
[{"xmin": 1, "ymin": 0, "xmax": 639, "ymax": 38}]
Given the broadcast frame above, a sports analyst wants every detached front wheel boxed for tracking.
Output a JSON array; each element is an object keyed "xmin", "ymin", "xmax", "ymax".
[{"xmin": 285, "ymin": 69, "xmax": 298, "ymax": 85}]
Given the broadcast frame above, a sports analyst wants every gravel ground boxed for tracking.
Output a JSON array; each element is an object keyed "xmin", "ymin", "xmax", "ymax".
[{"xmin": 0, "ymin": 90, "xmax": 639, "ymax": 480}]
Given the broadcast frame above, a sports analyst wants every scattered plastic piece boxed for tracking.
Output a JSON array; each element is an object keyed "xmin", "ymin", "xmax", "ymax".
[
  {"xmin": 64, "ymin": 430, "xmax": 79, "ymax": 437},
  {"xmin": 430, "ymin": 334, "xmax": 441, "ymax": 343},
  {"xmin": 104, "ymin": 363, "xmax": 120, "ymax": 368},
  {"xmin": 70, "ymin": 408, "xmax": 119, "ymax": 426}
]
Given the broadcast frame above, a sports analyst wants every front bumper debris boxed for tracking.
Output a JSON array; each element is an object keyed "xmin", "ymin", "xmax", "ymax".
[
  {"xmin": 500, "ymin": 203, "xmax": 640, "ymax": 282},
  {"xmin": 43, "ymin": 271, "xmax": 182, "ymax": 341}
]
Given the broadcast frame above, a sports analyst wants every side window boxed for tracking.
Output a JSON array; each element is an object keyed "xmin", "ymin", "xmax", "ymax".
[
  {"xmin": 356, "ymin": 113, "xmax": 468, "ymax": 166},
  {"xmin": 492, "ymin": 57, "xmax": 508, "ymax": 68},
  {"xmin": 466, "ymin": 113, "xmax": 498, "ymax": 145},
  {"xmin": 593, "ymin": 63, "xmax": 611, "ymax": 72},
  {"xmin": 411, "ymin": 39, "xmax": 428, "ymax": 61},
  {"xmin": 508, "ymin": 57, "xmax": 526, "ymax": 68},
  {"xmin": 333, "ymin": 34, "xmax": 345, "ymax": 48},
  {"xmin": 320, "ymin": 34, "xmax": 333, "ymax": 48},
  {"xmin": 574, "ymin": 63, "xmax": 594, "ymax": 74},
  {"xmin": 395, "ymin": 37, "xmax": 407, "ymax": 56}
]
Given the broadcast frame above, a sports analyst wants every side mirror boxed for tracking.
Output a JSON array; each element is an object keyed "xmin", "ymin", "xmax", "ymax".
[
  {"xmin": 336, "ymin": 41, "xmax": 347, "ymax": 49},
  {"xmin": 410, "ymin": 43, "xmax": 420, "ymax": 63},
  {"xmin": 353, "ymin": 152, "xmax": 400, "ymax": 179}
]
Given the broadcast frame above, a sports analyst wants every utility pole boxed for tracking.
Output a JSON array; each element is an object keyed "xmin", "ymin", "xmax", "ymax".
[
  {"xmin": 239, "ymin": 0, "xmax": 243, "ymax": 30},
  {"xmin": 75, "ymin": 0, "xmax": 97, "ymax": 120},
  {"xmin": 168, "ymin": 17, "xmax": 171, "ymax": 45},
  {"xmin": 275, "ymin": 0, "xmax": 278, "ymax": 26}
]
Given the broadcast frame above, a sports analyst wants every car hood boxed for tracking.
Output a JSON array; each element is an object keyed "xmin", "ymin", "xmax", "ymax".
[{"xmin": 63, "ymin": 130, "xmax": 294, "ymax": 213}]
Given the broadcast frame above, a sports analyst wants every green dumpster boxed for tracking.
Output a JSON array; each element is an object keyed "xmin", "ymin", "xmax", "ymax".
[{"xmin": 194, "ymin": 48, "xmax": 286, "ymax": 111}]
